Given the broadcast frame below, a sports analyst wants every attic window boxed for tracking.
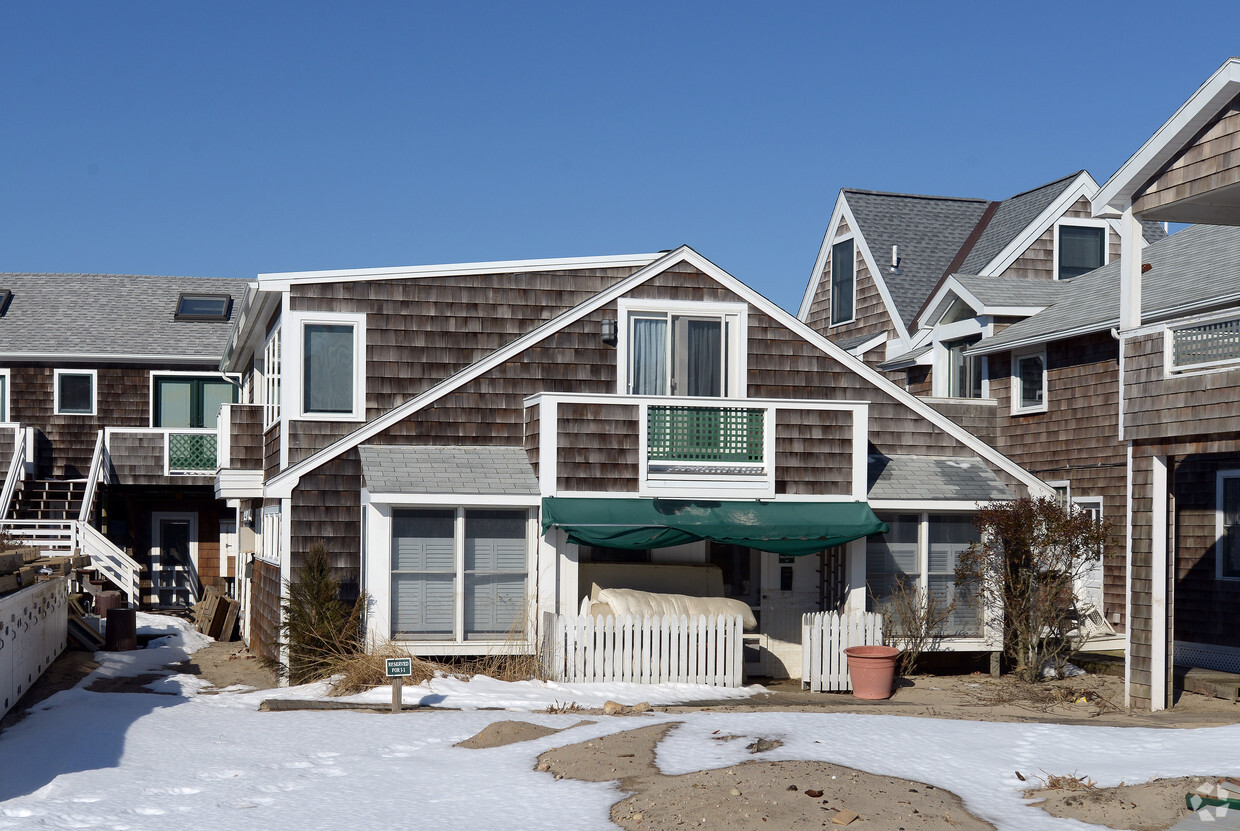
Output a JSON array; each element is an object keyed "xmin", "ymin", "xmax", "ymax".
[{"xmin": 175, "ymin": 293, "xmax": 232, "ymax": 321}]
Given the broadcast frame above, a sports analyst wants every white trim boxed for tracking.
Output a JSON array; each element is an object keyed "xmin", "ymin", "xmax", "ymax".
[
  {"xmin": 1052, "ymin": 217, "xmax": 1111, "ymax": 282},
  {"xmin": 616, "ymin": 298, "xmax": 748, "ymax": 397},
  {"xmin": 365, "ymin": 492, "xmax": 540, "ymax": 507},
  {"xmin": 0, "ymin": 369, "xmax": 9, "ymax": 423},
  {"xmin": 798, "ymin": 195, "xmax": 911, "ymax": 343},
  {"xmin": 1215, "ymin": 469, "xmax": 1240, "ymax": 581},
  {"xmin": 916, "ymin": 277, "xmax": 1052, "ymax": 331},
  {"xmin": 1094, "ymin": 58, "xmax": 1240, "ymax": 214},
  {"xmin": 1011, "ymin": 348, "xmax": 1048, "ymax": 415},
  {"xmin": 1045, "ymin": 480, "xmax": 1071, "ymax": 505},
  {"xmin": 1124, "ymin": 445, "xmax": 1133, "ymax": 707},
  {"xmin": 1165, "ymin": 309, "xmax": 1240, "ymax": 375},
  {"xmin": 53, "ymin": 368, "xmax": 97, "ymax": 416},
  {"xmin": 266, "ymin": 246, "xmax": 1053, "ymax": 501},
  {"xmin": 151, "ymin": 511, "xmax": 200, "ymax": 606},
  {"xmin": 258, "ymin": 252, "xmax": 662, "ymax": 292},
  {"xmin": 1150, "ymin": 454, "xmax": 1169, "ymax": 712},
  {"xmin": 1, "ymin": 352, "xmax": 222, "ymax": 364},
  {"xmin": 979, "ymin": 171, "xmax": 1100, "ymax": 277},
  {"xmin": 285, "ymin": 310, "xmax": 367, "ymax": 422},
  {"xmin": 828, "ymin": 235, "xmax": 857, "ymax": 328},
  {"xmin": 846, "ymin": 332, "xmax": 887, "ymax": 357},
  {"xmin": 214, "ymin": 468, "xmax": 264, "ymax": 499},
  {"xmin": 868, "ymin": 499, "xmax": 989, "ymax": 512},
  {"xmin": 1174, "ymin": 640, "xmax": 1240, "ymax": 674}
]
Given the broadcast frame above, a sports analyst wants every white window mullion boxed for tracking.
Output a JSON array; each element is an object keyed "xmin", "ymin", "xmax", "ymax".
[
  {"xmin": 453, "ymin": 508, "xmax": 465, "ymax": 641},
  {"xmin": 918, "ymin": 513, "xmax": 929, "ymax": 591}
]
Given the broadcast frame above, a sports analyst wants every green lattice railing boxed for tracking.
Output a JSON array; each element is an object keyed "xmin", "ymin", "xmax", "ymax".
[
  {"xmin": 168, "ymin": 432, "xmax": 218, "ymax": 473},
  {"xmin": 647, "ymin": 406, "xmax": 764, "ymax": 464}
]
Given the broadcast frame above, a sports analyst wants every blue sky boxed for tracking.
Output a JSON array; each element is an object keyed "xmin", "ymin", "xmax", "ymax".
[{"xmin": 3, "ymin": 2, "xmax": 1238, "ymax": 312}]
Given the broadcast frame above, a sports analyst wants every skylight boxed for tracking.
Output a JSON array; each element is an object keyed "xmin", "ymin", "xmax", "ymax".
[{"xmin": 175, "ymin": 293, "xmax": 232, "ymax": 321}]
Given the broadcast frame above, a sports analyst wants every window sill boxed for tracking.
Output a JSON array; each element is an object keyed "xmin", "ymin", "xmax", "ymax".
[
  {"xmin": 1011, "ymin": 405, "xmax": 1047, "ymax": 416},
  {"xmin": 387, "ymin": 639, "xmax": 534, "ymax": 657}
]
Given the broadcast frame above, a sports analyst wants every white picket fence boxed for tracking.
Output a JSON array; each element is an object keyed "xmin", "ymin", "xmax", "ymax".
[
  {"xmin": 800, "ymin": 610, "xmax": 884, "ymax": 692},
  {"xmin": 541, "ymin": 611, "xmax": 744, "ymax": 687},
  {"xmin": 1, "ymin": 578, "xmax": 68, "ymax": 719}
]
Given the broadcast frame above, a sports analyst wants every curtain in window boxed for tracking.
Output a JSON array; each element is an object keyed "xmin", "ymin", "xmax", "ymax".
[
  {"xmin": 391, "ymin": 510, "xmax": 455, "ymax": 638},
  {"xmin": 304, "ymin": 324, "xmax": 354, "ymax": 413},
  {"xmin": 463, "ymin": 510, "xmax": 527, "ymax": 639},
  {"xmin": 631, "ymin": 317, "xmax": 667, "ymax": 395},
  {"xmin": 928, "ymin": 515, "xmax": 982, "ymax": 636},
  {"xmin": 684, "ymin": 319, "xmax": 722, "ymax": 396}
]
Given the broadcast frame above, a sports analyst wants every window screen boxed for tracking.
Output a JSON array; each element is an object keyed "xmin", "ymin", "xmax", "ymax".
[{"xmin": 303, "ymin": 323, "xmax": 354, "ymax": 414}]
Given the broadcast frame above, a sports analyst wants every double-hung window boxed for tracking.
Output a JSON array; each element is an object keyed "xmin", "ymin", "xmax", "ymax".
[
  {"xmin": 1012, "ymin": 349, "xmax": 1047, "ymax": 414},
  {"xmin": 830, "ymin": 239, "xmax": 855, "ymax": 325},
  {"xmin": 1217, "ymin": 472, "xmax": 1240, "ymax": 580},
  {"xmin": 288, "ymin": 312, "xmax": 366, "ymax": 421},
  {"xmin": 1056, "ymin": 222, "xmax": 1107, "ymax": 280},
  {"xmin": 54, "ymin": 369, "xmax": 96, "ymax": 416},
  {"xmin": 391, "ymin": 508, "xmax": 531, "ymax": 641},
  {"xmin": 623, "ymin": 301, "xmax": 745, "ymax": 397}
]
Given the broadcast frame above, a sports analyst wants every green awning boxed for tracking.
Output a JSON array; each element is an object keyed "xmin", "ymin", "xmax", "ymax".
[{"xmin": 541, "ymin": 497, "xmax": 888, "ymax": 556}]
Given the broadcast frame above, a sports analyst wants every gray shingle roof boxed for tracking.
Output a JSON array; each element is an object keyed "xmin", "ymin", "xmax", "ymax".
[
  {"xmin": 953, "ymin": 274, "xmax": 1067, "ymax": 308},
  {"xmin": 359, "ymin": 445, "xmax": 539, "ymax": 495},
  {"xmin": 0, "ymin": 273, "xmax": 246, "ymax": 359},
  {"xmin": 971, "ymin": 224, "xmax": 1240, "ymax": 354},
  {"xmin": 833, "ymin": 332, "xmax": 883, "ymax": 351},
  {"xmin": 958, "ymin": 173, "xmax": 1081, "ymax": 274},
  {"xmin": 867, "ymin": 454, "xmax": 1013, "ymax": 501},
  {"xmin": 843, "ymin": 190, "xmax": 991, "ymax": 329},
  {"xmin": 878, "ymin": 344, "xmax": 931, "ymax": 370}
]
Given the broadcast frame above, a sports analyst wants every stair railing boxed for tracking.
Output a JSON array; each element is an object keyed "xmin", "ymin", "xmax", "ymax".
[
  {"xmin": 76, "ymin": 521, "xmax": 140, "ymax": 604},
  {"xmin": 0, "ymin": 425, "xmax": 27, "ymax": 521},
  {"xmin": 78, "ymin": 430, "xmax": 107, "ymax": 523}
]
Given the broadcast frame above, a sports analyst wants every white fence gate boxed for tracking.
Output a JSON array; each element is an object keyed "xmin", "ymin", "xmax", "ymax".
[
  {"xmin": 1, "ymin": 578, "xmax": 68, "ymax": 718},
  {"xmin": 801, "ymin": 611, "xmax": 884, "ymax": 692},
  {"xmin": 541, "ymin": 611, "xmax": 744, "ymax": 687}
]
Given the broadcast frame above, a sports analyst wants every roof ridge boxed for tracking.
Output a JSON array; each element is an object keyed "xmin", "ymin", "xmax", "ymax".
[
  {"xmin": 0, "ymin": 272, "xmax": 243, "ymax": 280},
  {"xmin": 841, "ymin": 188, "xmax": 989, "ymax": 204},
  {"xmin": 999, "ymin": 170, "xmax": 1085, "ymax": 202}
]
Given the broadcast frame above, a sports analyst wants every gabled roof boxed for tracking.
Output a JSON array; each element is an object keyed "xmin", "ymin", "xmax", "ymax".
[
  {"xmin": 841, "ymin": 190, "xmax": 991, "ymax": 329},
  {"xmin": 958, "ymin": 173, "xmax": 1083, "ymax": 274},
  {"xmin": 969, "ymin": 224, "xmax": 1240, "ymax": 355},
  {"xmin": 0, "ymin": 273, "xmax": 245, "ymax": 362},
  {"xmin": 265, "ymin": 245, "xmax": 1053, "ymax": 501},
  {"xmin": 1095, "ymin": 57, "xmax": 1240, "ymax": 216},
  {"xmin": 918, "ymin": 274, "xmax": 1067, "ymax": 330}
]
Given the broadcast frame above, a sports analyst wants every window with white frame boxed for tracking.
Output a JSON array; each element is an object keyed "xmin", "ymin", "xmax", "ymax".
[
  {"xmin": 830, "ymin": 239, "xmax": 855, "ymax": 325},
  {"xmin": 391, "ymin": 508, "xmax": 530, "ymax": 641},
  {"xmin": 1012, "ymin": 350, "xmax": 1046, "ymax": 414},
  {"xmin": 289, "ymin": 312, "xmax": 365, "ymax": 420},
  {"xmin": 1217, "ymin": 472, "xmax": 1240, "ymax": 580},
  {"xmin": 262, "ymin": 326, "xmax": 281, "ymax": 429},
  {"xmin": 866, "ymin": 513, "xmax": 982, "ymax": 637},
  {"xmin": 54, "ymin": 369, "xmax": 96, "ymax": 416},
  {"xmin": 0, "ymin": 369, "xmax": 9, "ymax": 422},
  {"xmin": 622, "ymin": 301, "xmax": 744, "ymax": 397},
  {"xmin": 944, "ymin": 336, "xmax": 984, "ymax": 398},
  {"xmin": 1056, "ymin": 222, "xmax": 1107, "ymax": 280}
]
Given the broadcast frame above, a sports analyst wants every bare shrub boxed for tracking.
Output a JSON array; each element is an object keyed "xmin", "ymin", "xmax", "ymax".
[
  {"xmin": 874, "ymin": 576, "xmax": 957, "ymax": 676},
  {"xmin": 956, "ymin": 497, "xmax": 1109, "ymax": 683}
]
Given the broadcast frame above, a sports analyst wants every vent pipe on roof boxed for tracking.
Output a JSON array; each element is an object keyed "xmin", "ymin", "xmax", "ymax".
[{"xmin": 889, "ymin": 245, "xmax": 902, "ymax": 274}]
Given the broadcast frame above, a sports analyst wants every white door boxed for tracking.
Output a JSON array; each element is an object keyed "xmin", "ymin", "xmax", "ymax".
[
  {"xmin": 758, "ymin": 551, "xmax": 821, "ymax": 678},
  {"xmin": 151, "ymin": 512, "xmax": 199, "ymax": 607},
  {"xmin": 220, "ymin": 517, "xmax": 238, "ymax": 584}
]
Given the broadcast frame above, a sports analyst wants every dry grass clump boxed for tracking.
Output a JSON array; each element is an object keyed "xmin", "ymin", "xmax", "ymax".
[
  {"xmin": 329, "ymin": 645, "xmax": 441, "ymax": 695},
  {"xmin": 961, "ymin": 675, "xmax": 1119, "ymax": 715},
  {"xmin": 1042, "ymin": 772, "xmax": 1097, "ymax": 791}
]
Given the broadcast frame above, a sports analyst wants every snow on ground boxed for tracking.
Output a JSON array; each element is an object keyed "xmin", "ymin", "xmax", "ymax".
[{"xmin": 2, "ymin": 614, "xmax": 1240, "ymax": 830}]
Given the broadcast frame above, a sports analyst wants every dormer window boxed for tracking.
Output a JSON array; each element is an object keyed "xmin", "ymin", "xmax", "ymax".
[
  {"xmin": 619, "ymin": 300, "xmax": 746, "ymax": 398},
  {"xmin": 830, "ymin": 239, "xmax": 855, "ymax": 325},
  {"xmin": 175, "ymin": 293, "xmax": 232, "ymax": 321},
  {"xmin": 1056, "ymin": 222, "xmax": 1107, "ymax": 280}
]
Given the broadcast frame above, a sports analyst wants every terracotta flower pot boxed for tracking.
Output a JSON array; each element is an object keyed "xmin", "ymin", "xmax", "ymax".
[{"xmin": 843, "ymin": 645, "xmax": 901, "ymax": 700}]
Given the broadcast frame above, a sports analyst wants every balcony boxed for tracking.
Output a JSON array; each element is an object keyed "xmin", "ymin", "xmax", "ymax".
[
  {"xmin": 214, "ymin": 403, "xmax": 265, "ymax": 498},
  {"xmin": 104, "ymin": 428, "xmax": 220, "ymax": 485},
  {"xmin": 525, "ymin": 393, "xmax": 869, "ymax": 500}
]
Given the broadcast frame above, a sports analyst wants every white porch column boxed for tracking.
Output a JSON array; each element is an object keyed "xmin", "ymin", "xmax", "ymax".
[
  {"xmin": 1150, "ymin": 454, "xmax": 1169, "ymax": 712},
  {"xmin": 1119, "ymin": 207, "xmax": 1144, "ymax": 332},
  {"xmin": 843, "ymin": 537, "xmax": 867, "ymax": 614}
]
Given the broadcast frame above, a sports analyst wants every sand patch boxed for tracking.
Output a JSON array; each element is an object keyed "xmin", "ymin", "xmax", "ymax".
[
  {"xmin": 1025, "ymin": 775, "xmax": 1212, "ymax": 831},
  {"xmin": 537, "ymin": 722, "xmax": 994, "ymax": 830},
  {"xmin": 456, "ymin": 719, "xmax": 595, "ymax": 749}
]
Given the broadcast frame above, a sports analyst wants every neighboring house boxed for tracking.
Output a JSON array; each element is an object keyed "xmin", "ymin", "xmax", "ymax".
[
  {"xmin": 798, "ymin": 176, "xmax": 1166, "ymax": 639},
  {"xmin": 215, "ymin": 246, "xmax": 1050, "ymax": 677},
  {"xmin": 0, "ymin": 273, "xmax": 246, "ymax": 608},
  {"xmin": 1090, "ymin": 57, "xmax": 1240, "ymax": 711},
  {"xmin": 796, "ymin": 171, "xmax": 1160, "ymax": 377}
]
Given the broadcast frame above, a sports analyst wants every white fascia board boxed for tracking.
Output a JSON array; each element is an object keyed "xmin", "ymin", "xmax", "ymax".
[
  {"xmin": 0, "ymin": 352, "xmax": 223, "ymax": 364},
  {"xmin": 979, "ymin": 172, "xmax": 1099, "ymax": 277},
  {"xmin": 798, "ymin": 192, "xmax": 849, "ymax": 320},
  {"xmin": 1095, "ymin": 58, "xmax": 1240, "ymax": 214},
  {"xmin": 223, "ymin": 286, "xmax": 281, "ymax": 373},
  {"xmin": 364, "ymin": 492, "xmax": 540, "ymax": 507},
  {"xmin": 256, "ymin": 252, "xmax": 663, "ymax": 292},
  {"xmin": 218, "ymin": 281, "xmax": 260, "ymax": 371},
  {"xmin": 966, "ymin": 321, "xmax": 1112, "ymax": 357},
  {"xmin": 269, "ymin": 244, "xmax": 1051, "ymax": 500},
  {"xmin": 797, "ymin": 194, "xmax": 910, "ymax": 343},
  {"xmin": 848, "ymin": 332, "xmax": 887, "ymax": 357},
  {"xmin": 868, "ymin": 500, "xmax": 991, "ymax": 511}
]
